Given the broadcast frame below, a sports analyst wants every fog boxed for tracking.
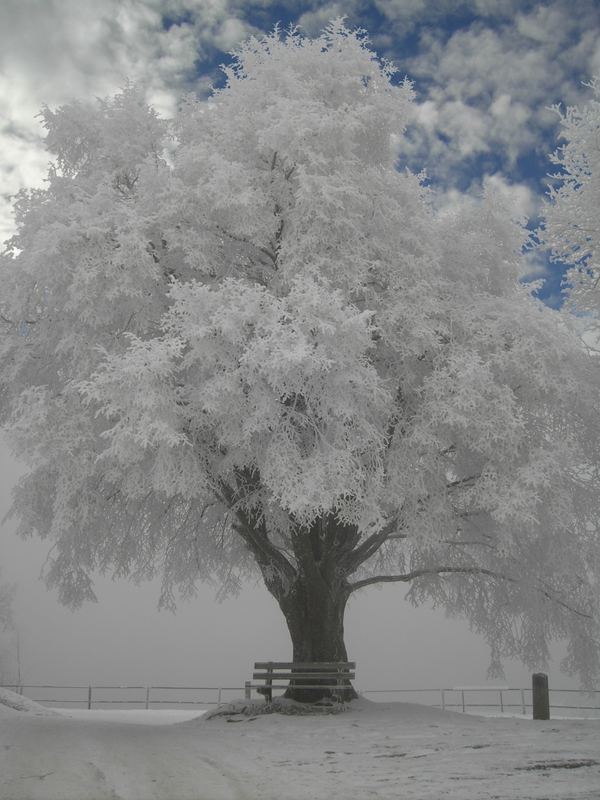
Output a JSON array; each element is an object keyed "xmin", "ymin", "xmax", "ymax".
[{"xmin": 0, "ymin": 440, "xmax": 572, "ymax": 692}]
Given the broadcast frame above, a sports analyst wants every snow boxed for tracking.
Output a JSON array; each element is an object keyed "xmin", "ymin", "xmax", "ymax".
[
  {"xmin": 55, "ymin": 707, "xmax": 206, "ymax": 725},
  {"xmin": 1, "ymin": 690, "xmax": 599, "ymax": 799},
  {"xmin": 0, "ymin": 687, "xmax": 58, "ymax": 717}
]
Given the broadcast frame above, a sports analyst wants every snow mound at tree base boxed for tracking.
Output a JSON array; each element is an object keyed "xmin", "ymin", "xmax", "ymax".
[
  {"xmin": 198, "ymin": 695, "xmax": 484, "ymax": 725},
  {"xmin": 0, "ymin": 687, "xmax": 59, "ymax": 716},
  {"xmin": 204, "ymin": 695, "xmax": 351, "ymax": 720}
]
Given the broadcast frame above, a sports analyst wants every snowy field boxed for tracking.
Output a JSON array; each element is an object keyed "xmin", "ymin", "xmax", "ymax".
[{"xmin": 1, "ymin": 688, "xmax": 599, "ymax": 800}]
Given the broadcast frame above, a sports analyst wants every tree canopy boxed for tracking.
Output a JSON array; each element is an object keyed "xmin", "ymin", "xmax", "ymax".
[{"xmin": 2, "ymin": 22, "xmax": 600, "ymax": 690}]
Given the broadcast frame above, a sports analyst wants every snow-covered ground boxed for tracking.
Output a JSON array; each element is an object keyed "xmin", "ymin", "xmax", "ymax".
[{"xmin": 1, "ymin": 687, "xmax": 599, "ymax": 799}]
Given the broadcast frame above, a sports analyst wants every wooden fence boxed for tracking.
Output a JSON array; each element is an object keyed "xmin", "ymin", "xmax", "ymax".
[
  {"xmin": 1, "ymin": 684, "xmax": 242, "ymax": 709},
  {"xmin": 361, "ymin": 687, "xmax": 600, "ymax": 717},
  {"xmin": 2, "ymin": 683, "xmax": 599, "ymax": 717}
]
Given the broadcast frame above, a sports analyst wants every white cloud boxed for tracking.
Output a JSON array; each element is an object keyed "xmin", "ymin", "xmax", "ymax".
[
  {"xmin": 213, "ymin": 16, "xmax": 251, "ymax": 50},
  {"xmin": 520, "ymin": 249, "xmax": 550, "ymax": 282},
  {"xmin": 414, "ymin": 100, "xmax": 438, "ymax": 132},
  {"xmin": 439, "ymin": 100, "xmax": 489, "ymax": 157},
  {"xmin": 432, "ymin": 173, "xmax": 538, "ymax": 224},
  {"xmin": 0, "ymin": 0, "xmax": 261, "ymax": 243},
  {"xmin": 375, "ymin": 0, "xmax": 428, "ymax": 19},
  {"xmin": 374, "ymin": 0, "xmax": 523, "ymax": 34},
  {"xmin": 399, "ymin": 2, "xmax": 600, "ymax": 185},
  {"xmin": 483, "ymin": 173, "xmax": 538, "ymax": 220},
  {"xmin": 402, "ymin": 88, "xmax": 535, "ymax": 184},
  {"xmin": 472, "ymin": 0, "xmax": 522, "ymax": 13},
  {"xmin": 0, "ymin": 2, "xmax": 190, "ymax": 116},
  {"xmin": 515, "ymin": 4, "xmax": 568, "ymax": 44},
  {"xmin": 0, "ymin": 1, "xmax": 189, "ymax": 240},
  {"xmin": 296, "ymin": 3, "xmax": 360, "ymax": 35},
  {"xmin": 0, "ymin": 131, "xmax": 49, "ymax": 245}
]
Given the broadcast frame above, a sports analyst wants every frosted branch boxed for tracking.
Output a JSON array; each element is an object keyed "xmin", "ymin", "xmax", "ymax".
[
  {"xmin": 348, "ymin": 565, "xmax": 515, "ymax": 593},
  {"xmin": 345, "ymin": 516, "xmax": 405, "ymax": 572},
  {"xmin": 214, "ymin": 223, "xmax": 277, "ymax": 265}
]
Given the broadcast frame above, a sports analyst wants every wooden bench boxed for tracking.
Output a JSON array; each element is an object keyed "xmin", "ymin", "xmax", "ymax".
[{"xmin": 249, "ymin": 661, "xmax": 356, "ymax": 702}]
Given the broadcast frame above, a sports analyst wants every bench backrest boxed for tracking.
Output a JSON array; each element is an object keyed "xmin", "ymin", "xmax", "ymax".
[
  {"xmin": 254, "ymin": 661, "xmax": 355, "ymax": 670},
  {"xmin": 253, "ymin": 661, "xmax": 355, "ymax": 681}
]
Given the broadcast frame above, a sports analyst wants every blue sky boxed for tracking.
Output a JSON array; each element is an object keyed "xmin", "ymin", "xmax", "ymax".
[{"xmin": 1, "ymin": 0, "xmax": 600, "ymax": 304}]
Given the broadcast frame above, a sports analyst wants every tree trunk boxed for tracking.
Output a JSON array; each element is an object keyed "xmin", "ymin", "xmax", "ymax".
[
  {"xmin": 231, "ymin": 500, "xmax": 360, "ymax": 704},
  {"xmin": 275, "ymin": 568, "xmax": 357, "ymax": 703}
]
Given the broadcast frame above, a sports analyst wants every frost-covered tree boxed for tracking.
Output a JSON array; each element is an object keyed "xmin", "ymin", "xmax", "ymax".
[
  {"xmin": 2, "ymin": 23, "xmax": 600, "ymax": 698},
  {"xmin": 0, "ymin": 573, "xmax": 16, "ymax": 684},
  {"xmin": 0, "ymin": 573, "xmax": 12, "ymax": 631},
  {"xmin": 541, "ymin": 79, "xmax": 600, "ymax": 324}
]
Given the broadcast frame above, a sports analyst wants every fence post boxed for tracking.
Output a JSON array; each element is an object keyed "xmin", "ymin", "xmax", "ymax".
[
  {"xmin": 532, "ymin": 673, "xmax": 550, "ymax": 720},
  {"xmin": 88, "ymin": 685, "xmax": 92, "ymax": 710},
  {"xmin": 218, "ymin": 687, "xmax": 222, "ymax": 704},
  {"xmin": 499, "ymin": 689, "xmax": 504, "ymax": 713},
  {"xmin": 521, "ymin": 688, "xmax": 526, "ymax": 716},
  {"xmin": 461, "ymin": 690, "xmax": 465, "ymax": 713},
  {"xmin": 244, "ymin": 681, "xmax": 251, "ymax": 700},
  {"xmin": 440, "ymin": 689, "xmax": 445, "ymax": 711},
  {"xmin": 145, "ymin": 687, "xmax": 150, "ymax": 710}
]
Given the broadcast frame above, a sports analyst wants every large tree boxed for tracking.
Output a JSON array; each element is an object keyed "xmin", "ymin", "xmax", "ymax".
[{"xmin": 2, "ymin": 23, "xmax": 600, "ymax": 698}]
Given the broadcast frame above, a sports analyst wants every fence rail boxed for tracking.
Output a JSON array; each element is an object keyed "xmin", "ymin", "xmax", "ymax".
[
  {"xmin": 2, "ymin": 683, "xmax": 599, "ymax": 717},
  {"xmin": 0, "ymin": 684, "xmax": 246, "ymax": 709},
  {"xmin": 360, "ymin": 687, "xmax": 600, "ymax": 717}
]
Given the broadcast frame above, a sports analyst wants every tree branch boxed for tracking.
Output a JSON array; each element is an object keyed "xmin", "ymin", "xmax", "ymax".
[
  {"xmin": 447, "ymin": 474, "xmax": 480, "ymax": 490},
  {"xmin": 348, "ymin": 565, "xmax": 514, "ymax": 593},
  {"xmin": 268, "ymin": 150, "xmax": 296, "ymax": 263},
  {"xmin": 321, "ymin": 516, "xmax": 361, "ymax": 575},
  {"xmin": 442, "ymin": 538, "xmax": 495, "ymax": 549},
  {"xmin": 383, "ymin": 385, "xmax": 404, "ymax": 449},
  {"xmin": 214, "ymin": 224, "xmax": 277, "ymax": 265},
  {"xmin": 1, "ymin": 313, "xmax": 38, "ymax": 326},
  {"xmin": 216, "ymin": 473, "xmax": 296, "ymax": 588},
  {"xmin": 536, "ymin": 583, "xmax": 592, "ymax": 619},
  {"xmin": 344, "ymin": 515, "xmax": 405, "ymax": 573},
  {"xmin": 233, "ymin": 511, "xmax": 295, "ymax": 578},
  {"xmin": 347, "ymin": 567, "xmax": 593, "ymax": 620}
]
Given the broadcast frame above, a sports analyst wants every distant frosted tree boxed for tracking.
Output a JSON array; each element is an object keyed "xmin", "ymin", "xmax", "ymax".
[
  {"xmin": 541, "ymin": 79, "xmax": 600, "ymax": 327},
  {"xmin": 2, "ymin": 23, "xmax": 600, "ymax": 698},
  {"xmin": 0, "ymin": 574, "xmax": 12, "ymax": 630},
  {"xmin": 0, "ymin": 573, "xmax": 16, "ymax": 685}
]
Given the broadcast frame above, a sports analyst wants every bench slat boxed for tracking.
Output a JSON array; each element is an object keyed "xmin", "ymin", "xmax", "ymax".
[
  {"xmin": 249, "ymin": 683, "xmax": 352, "ymax": 691},
  {"xmin": 254, "ymin": 661, "xmax": 355, "ymax": 670},
  {"xmin": 253, "ymin": 672, "xmax": 355, "ymax": 681}
]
